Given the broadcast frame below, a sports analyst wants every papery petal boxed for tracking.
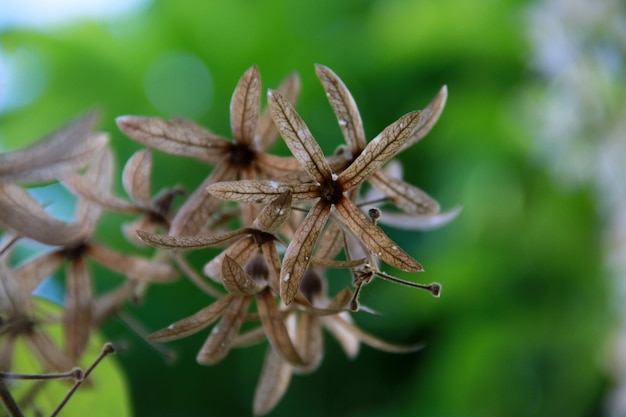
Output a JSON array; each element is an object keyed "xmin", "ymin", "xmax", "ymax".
[
  {"xmin": 231, "ymin": 65, "xmax": 261, "ymax": 146},
  {"xmin": 254, "ymin": 153, "xmax": 303, "ymax": 178},
  {"xmin": 148, "ymin": 295, "xmax": 235, "ymax": 342},
  {"xmin": 196, "ymin": 295, "xmax": 252, "ymax": 365},
  {"xmin": 136, "ymin": 228, "xmax": 249, "ymax": 250},
  {"xmin": 26, "ymin": 330, "xmax": 75, "ymax": 372},
  {"xmin": 253, "ymin": 346, "xmax": 293, "ymax": 417},
  {"xmin": 0, "ymin": 182, "xmax": 89, "ymax": 247},
  {"xmin": 122, "ymin": 149, "xmax": 153, "ymax": 207},
  {"xmin": 295, "ymin": 312, "xmax": 323, "ymax": 373},
  {"xmin": 116, "ymin": 116, "xmax": 229, "ymax": 163},
  {"xmin": 221, "ymin": 255, "xmax": 265, "ymax": 295},
  {"xmin": 267, "ymin": 89, "xmax": 333, "ymax": 182},
  {"xmin": 169, "ymin": 161, "xmax": 237, "ymax": 236},
  {"xmin": 401, "ymin": 85, "xmax": 447, "ymax": 151},
  {"xmin": 255, "ymin": 72, "xmax": 300, "ymax": 151},
  {"xmin": 331, "ymin": 315, "xmax": 424, "ymax": 353},
  {"xmin": 280, "ymin": 200, "xmax": 331, "ymax": 304},
  {"xmin": 64, "ymin": 257, "xmax": 93, "ymax": 359},
  {"xmin": 335, "ymin": 198, "xmax": 423, "ymax": 272},
  {"xmin": 86, "ymin": 243, "xmax": 178, "ymax": 282},
  {"xmin": 338, "ymin": 111, "xmax": 421, "ymax": 190},
  {"xmin": 203, "ymin": 237, "xmax": 258, "ymax": 282},
  {"xmin": 257, "ymin": 289, "xmax": 305, "ymax": 366},
  {"xmin": 0, "ymin": 111, "xmax": 107, "ymax": 183},
  {"xmin": 207, "ymin": 180, "xmax": 318, "ymax": 204},
  {"xmin": 377, "ymin": 206, "xmax": 463, "ymax": 230},
  {"xmin": 12, "ymin": 251, "xmax": 64, "ymax": 294},
  {"xmin": 251, "ymin": 191, "xmax": 292, "ymax": 234},
  {"xmin": 315, "ymin": 64, "xmax": 366, "ymax": 156},
  {"xmin": 369, "ymin": 170, "xmax": 440, "ymax": 215}
]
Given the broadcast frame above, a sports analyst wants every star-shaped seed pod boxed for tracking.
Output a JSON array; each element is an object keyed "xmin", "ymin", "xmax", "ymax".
[
  {"xmin": 207, "ymin": 81, "xmax": 426, "ymax": 304},
  {"xmin": 117, "ymin": 65, "xmax": 301, "ymax": 233}
]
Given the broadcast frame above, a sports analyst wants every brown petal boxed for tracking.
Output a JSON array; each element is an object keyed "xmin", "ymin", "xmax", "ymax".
[
  {"xmin": 377, "ymin": 205, "xmax": 463, "ymax": 231},
  {"xmin": 315, "ymin": 64, "xmax": 366, "ymax": 156},
  {"xmin": 257, "ymin": 289, "xmax": 305, "ymax": 366},
  {"xmin": 254, "ymin": 153, "xmax": 303, "ymax": 178},
  {"xmin": 116, "ymin": 116, "xmax": 229, "ymax": 163},
  {"xmin": 295, "ymin": 312, "xmax": 323, "ymax": 373},
  {"xmin": 221, "ymin": 255, "xmax": 265, "ymax": 295},
  {"xmin": 261, "ymin": 242, "xmax": 282, "ymax": 294},
  {"xmin": 148, "ymin": 294, "xmax": 235, "ymax": 342},
  {"xmin": 91, "ymin": 283, "xmax": 135, "ymax": 326},
  {"xmin": 207, "ymin": 180, "xmax": 318, "ymax": 204},
  {"xmin": 331, "ymin": 315, "xmax": 425, "ymax": 353},
  {"xmin": 74, "ymin": 146, "xmax": 115, "ymax": 233},
  {"xmin": 0, "ymin": 182, "xmax": 89, "ymax": 247},
  {"xmin": 0, "ymin": 263, "xmax": 28, "ymax": 313},
  {"xmin": 251, "ymin": 191, "xmax": 292, "ymax": 234},
  {"xmin": 86, "ymin": 243, "xmax": 178, "ymax": 282},
  {"xmin": 12, "ymin": 251, "xmax": 64, "ymax": 294},
  {"xmin": 0, "ymin": 111, "xmax": 107, "ymax": 183},
  {"xmin": 312, "ymin": 219, "xmax": 344, "ymax": 261},
  {"xmin": 136, "ymin": 228, "xmax": 248, "ymax": 250},
  {"xmin": 369, "ymin": 170, "xmax": 440, "ymax": 215},
  {"xmin": 280, "ymin": 200, "xmax": 331, "ymax": 304},
  {"xmin": 232, "ymin": 325, "xmax": 267, "ymax": 348},
  {"xmin": 64, "ymin": 173, "xmax": 138, "ymax": 213},
  {"xmin": 203, "ymin": 237, "xmax": 258, "ymax": 282},
  {"xmin": 255, "ymin": 71, "xmax": 301, "ymax": 151},
  {"xmin": 0, "ymin": 336, "xmax": 17, "ymax": 371},
  {"xmin": 231, "ymin": 65, "xmax": 261, "ymax": 146},
  {"xmin": 26, "ymin": 330, "xmax": 75, "ymax": 372},
  {"xmin": 122, "ymin": 149, "xmax": 153, "ymax": 207},
  {"xmin": 401, "ymin": 85, "xmax": 448, "ymax": 151},
  {"xmin": 253, "ymin": 346, "xmax": 293, "ymax": 416},
  {"xmin": 169, "ymin": 161, "xmax": 237, "ymax": 236},
  {"xmin": 335, "ymin": 198, "xmax": 423, "ymax": 272},
  {"xmin": 338, "ymin": 110, "xmax": 422, "ymax": 190},
  {"xmin": 267, "ymin": 89, "xmax": 333, "ymax": 182},
  {"xmin": 64, "ymin": 257, "xmax": 93, "ymax": 359},
  {"xmin": 321, "ymin": 313, "xmax": 360, "ymax": 359},
  {"xmin": 196, "ymin": 295, "xmax": 252, "ymax": 365}
]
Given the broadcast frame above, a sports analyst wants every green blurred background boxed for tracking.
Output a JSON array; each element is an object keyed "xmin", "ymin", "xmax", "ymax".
[{"xmin": 1, "ymin": 0, "xmax": 619, "ymax": 416}]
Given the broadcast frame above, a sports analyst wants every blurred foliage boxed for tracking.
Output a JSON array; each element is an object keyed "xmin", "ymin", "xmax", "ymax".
[{"xmin": 0, "ymin": 0, "xmax": 611, "ymax": 416}]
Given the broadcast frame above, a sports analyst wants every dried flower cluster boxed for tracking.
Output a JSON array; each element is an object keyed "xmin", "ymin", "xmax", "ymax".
[{"xmin": 0, "ymin": 64, "xmax": 457, "ymax": 415}]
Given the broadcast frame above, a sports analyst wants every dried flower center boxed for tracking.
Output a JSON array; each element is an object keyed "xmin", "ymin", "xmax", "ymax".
[
  {"xmin": 62, "ymin": 242, "xmax": 88, "ymax": 260},
  {"xmin": 299, "ymin": 270, "xmax": 323, "ymax": 303},
  {"xmin": 244, "ymin": 254, "xmax": 269, "ymax": 283},
  {"xmin": 3, "ymin": 314, "xmax": 35, "ymax": 336},
  {"xmin": 229, "ymin": 143, "xmax": 256, "ymax": 168},
  {"xmin": 319, "ymin": 179, "xmax": 344, "ymax": 205}
]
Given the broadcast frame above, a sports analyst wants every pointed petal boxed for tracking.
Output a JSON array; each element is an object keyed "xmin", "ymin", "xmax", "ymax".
[
  {"xmin": 0, "ymin": 111, "xmax": 108, "ymax": 182},
  {"xmin": 26, "ymin": 330, "xmax": 75, "ymax": 371},
  {"xmin": 148, "ymin": 295, "xmax": 235, "ymax": 342},
  {"xmin": 321, "ymin": 313, "xmax": 360, "ymax": 359},
  {"xmin": 313, "ymin": 219, "xmax": 344, "ymax": 261},
  {"xmin": 169, "ymin": 161, "xmax": 237, "ymax": 236},
  {"xmin": 203, "ymin": 237, "xmax": 258, "ymax": 282},
  {"xmin": 251, "ymin": 191, "xmax": 292, "ymax": 233},
  {"xmin": 136, "ymin": 228, "xmax": 249, "ymax": 250},
  {"xmin": 254, "ymin": 153, "xmax": 303, "ymax": 178},
  {"xmin": 74, "ymin": 146, "xmax": 115, "ymax": 233},
  {"xmin": 12, "ymin": 251, "xmax": 64, "ymax": 294},
  {"xmin": 377, "ymin": 205, "xmax": 463, "ymax": 230},
  {"xmin": 116, "ymin": 116, "xmax": 230, "ymax": 163},
  {"xmin": 196, "ymin": 295, "xmax": 252, "ymax": 365},
  {"xmin": 92, "ymin": 283, "xmax": 135, "ymax": 326},
  {"xmin": 207, "ymin": 180, "xmax": 318, "ymax": 204},
  {"xmin": 221, "ymin": 255, "xmax": 265, "ymax": 295},
  {"xmin": 331, "ymin": 315, "xmax": 425, "ymax": 353},
  {"xmin": 86, "ymin": 243, "xmax": 178, "ymax": 282},
  {"xmin": 369, "ymin": 170, "xmax": 440, "ymax": 215},
  {"xmin": 257, "ymin": 289, "xmax": 305, "ymax": 366},
  {"xmin": 261, "ymin": 242, "xmax": 282, "ymax": 294},
  {"xmin": 122, "ymin": 149, "xmax": 153, "ymax": 207},
  {"xmin": 232, "ymin": 325, "xmax": 267, "ymax": 348},
  {"xmin": 255, "ymin": 71, "xmax": 301, "ymax": 151},
  {"xmin": 295, "ymin": 312, "xmax": 323, "ymax": 373},
  {"xmin": 402, "ymin": 85, "xmax": 447, "ymax": 151},
  {"xmin": 267, "ymin": 89, "xmax": 333, "ymax": 182},
  {"xmin": 0, "ymin": 264, "xmax": 28, "ymax": 313},
  {"xmin": 64, "ymin": 257, "xmax": 93, "ymax": 359},
  {"xmin": 64, "ymin": 173, "xmax": 138, "ymax": 213},
  {"xmin": 335, "ymin": 198, "xmax": 423, "ymax": 272},
  {"xmin": 280, "ymin": 200, "xmax": 331, "ymax": 304},
  {"xmin": 253, "ymin": 346, "xmax": 293, "ymax": 416},
  {"xmin": 0, "ymin": 337, "xmax": 17, "ymax": 371},
  {"xmin": 338, "ymin": 110, "xmax": 421, "ymax": 190},
  {"xmin": 0, "ymin": 182, "xmax": 89, "ymax": 247},
  {"xmin": 315, "ymin": 64, "xmax": 366, "ymax": 156},
  {"xmin": 231, "ymin": 65, "xmax": 261, "ymax": 146}
]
